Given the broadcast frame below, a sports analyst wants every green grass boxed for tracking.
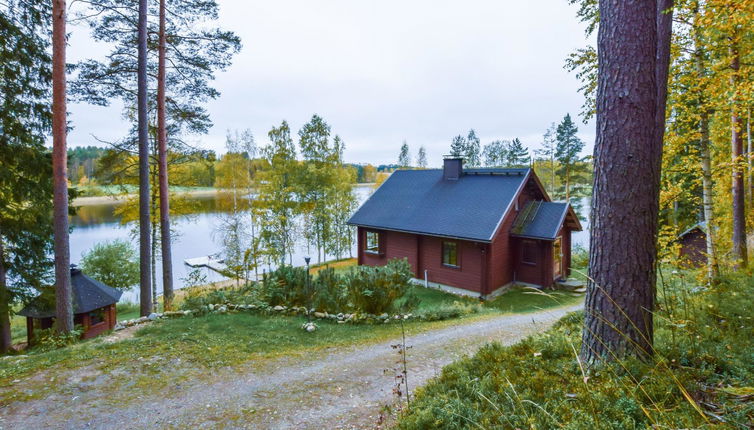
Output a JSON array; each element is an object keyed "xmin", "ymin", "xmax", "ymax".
[
  {"xmin": 397, "ymin": 269, "xmax": 754, "ymax": 429},
  {"xmin": 0, "ymin": 311, "xmax": 487, "ymax": 406},
  {"xmin": 484, "ymin": 286, "xmax": 584, "ymax": 314},
  {"xmin": 116, "ymin": 303, "xmax": 141, "ymax": 321}
]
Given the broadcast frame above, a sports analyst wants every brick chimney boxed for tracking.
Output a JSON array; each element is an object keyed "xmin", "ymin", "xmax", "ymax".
[{"xmin": 443, "ymin": 156, "xmax": 463, "ymax": 181}]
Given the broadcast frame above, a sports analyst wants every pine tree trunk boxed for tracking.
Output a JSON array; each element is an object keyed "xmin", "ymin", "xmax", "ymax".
[
  {"xmin": 730, "ymin": 45, "xmax": 748, "ymax": 269},
  {"xmin": 581, "ymin": 0, "xmax": 672, "ymax": 363},
  {"xmin": 157, "ymin": 0, "xmax": 174, "ymax": 310},
  {"xmin": 52, "ymin": 0, "xmax": 73, "ymax": 333},
  {"xmin": 137, "ymin": 0, "xmax": 152, "ymax": 316},
  {"xmin": 0, "ymin": 235, "xmax": 11, "ymax": 353}
]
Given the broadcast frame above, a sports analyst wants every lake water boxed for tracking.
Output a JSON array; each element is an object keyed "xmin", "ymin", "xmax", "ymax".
[{"xmin": 69, "ymin": 186, "xmax": 590, "ymax": 303}]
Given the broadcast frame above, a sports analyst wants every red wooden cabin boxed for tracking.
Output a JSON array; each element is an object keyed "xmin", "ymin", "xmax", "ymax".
[
  {"xmin": 19, "ymin": 266, "xmax": 122, "ymax": 345},
  {"xmin": 348, "ymin": 157, "xmax": 582, "ymax": 299}
]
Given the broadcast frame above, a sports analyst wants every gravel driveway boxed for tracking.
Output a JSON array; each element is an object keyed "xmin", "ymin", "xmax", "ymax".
[{"xmin": 1, "ymin": 304, "xmax": 581, "ymax": 429}]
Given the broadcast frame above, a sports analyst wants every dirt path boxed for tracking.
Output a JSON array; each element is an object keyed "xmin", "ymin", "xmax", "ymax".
[{"xmin": 1, "ymin": 304, "xmax": 581, "ymax": 429}]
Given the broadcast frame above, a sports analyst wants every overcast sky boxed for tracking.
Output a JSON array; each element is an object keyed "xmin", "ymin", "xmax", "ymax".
[{"xmin": 66, "ymin": 0, "xmax": 595, "ymax": 167}]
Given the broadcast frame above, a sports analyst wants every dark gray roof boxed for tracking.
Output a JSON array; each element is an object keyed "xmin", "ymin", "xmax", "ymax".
[
  {"xmin": 19, "ymin": 268, "xmax": 123, "ymax": 319},
  {"xmin": 679, "ymin": 221, "xmax": 707, "ymax": 238},
  {"xmin": 511, "ymin": 201, "xmax": 570, "ymax": 240},
  {"xmin": 348, "ymin": 168, "xmax": 531, "ymax": 242}
]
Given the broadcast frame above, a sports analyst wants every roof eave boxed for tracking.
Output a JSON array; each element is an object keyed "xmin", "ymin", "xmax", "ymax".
[{"xmin": 349, "ymin": 223, "xmax": 491, "ymax": 243}]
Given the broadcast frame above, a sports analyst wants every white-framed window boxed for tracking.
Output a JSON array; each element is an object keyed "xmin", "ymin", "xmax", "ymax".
[{"xmin": 365, "ymin": 231, "xmax": 380, "ymax": 253}]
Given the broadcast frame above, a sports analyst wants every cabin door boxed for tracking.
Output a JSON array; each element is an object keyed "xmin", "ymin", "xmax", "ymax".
[{"xmin": 552, "ymin": 237, "xmax": 562, "ymax": 279}]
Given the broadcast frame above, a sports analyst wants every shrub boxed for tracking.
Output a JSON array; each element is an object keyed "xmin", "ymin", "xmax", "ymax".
[
  {"xmin": 344, "ymin": 258, "xmax": 413, "ymax": 314},
  {"xmin": 32, "ymin": 326, "xmax": 84, "ymax": 351}
]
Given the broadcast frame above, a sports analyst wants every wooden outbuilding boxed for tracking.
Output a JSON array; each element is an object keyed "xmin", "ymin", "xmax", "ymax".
[
  {"xmin": 19, "ymin": 266, "xmax": 122, "ymax": 345},
  {"xmin": 678, "ymin": 222, "xmax": 707, "ymax": 267},
  {"xmin": 348, "ymin": 157, "xmax": 582, "ymax": 299}
]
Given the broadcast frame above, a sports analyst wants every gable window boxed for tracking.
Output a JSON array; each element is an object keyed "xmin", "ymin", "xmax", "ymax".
[
  {"xmin": 522, "ymin": 240, "xmax": 537, "ymax": 265},
  {"xmin": 365, "ymin": 231, "xmax": 381, "ymax": 254},
  {"xmin": 442, "ymin": 241, "xmax": 459, "ymax": 268}
]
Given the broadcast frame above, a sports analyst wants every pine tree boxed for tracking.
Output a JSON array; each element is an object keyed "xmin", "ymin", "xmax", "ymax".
[
  {"xmin": 581, "ymin": 0, "xmax": 673, "ymax": 363},
  {"xmin": 0, "ymin": 0, "xmax": 55, "ymax": 351},
  {"xmin": 52, "ymin": 0, "xmax": 73, "ymax": 332},
  {"xmin": 505, "ymin": 138, "xmax": 531, "ymax": 167},
  {"xmin": 555, "ymin": 114, "xmax": 586, "ymax": 201},
  {"xmin": 450, "ymin": 135, "xmax": 466, "ymax": 158}
]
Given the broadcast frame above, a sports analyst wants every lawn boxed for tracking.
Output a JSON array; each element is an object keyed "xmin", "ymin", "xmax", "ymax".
[
  {"xmin": 0, "ymin": 311, "xmax": 492, "ymax": 406},
  {"xmin": 484, "ymin": 286, "xmax": 584, "ymax": 313}
]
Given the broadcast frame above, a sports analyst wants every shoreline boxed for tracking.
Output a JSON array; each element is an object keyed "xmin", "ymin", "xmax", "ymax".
[
  {"xmin": 72, "ymin": 188, "xmax": 225, "ymax": 207},
  {"xmin": 72, "ymin": 183, "xmax": 374, "ymax": 207}
]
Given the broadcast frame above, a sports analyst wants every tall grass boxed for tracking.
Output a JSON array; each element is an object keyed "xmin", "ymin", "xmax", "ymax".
[{"xmin": 398, "ymin": 269, "xmax": 754, "ymax": 429}]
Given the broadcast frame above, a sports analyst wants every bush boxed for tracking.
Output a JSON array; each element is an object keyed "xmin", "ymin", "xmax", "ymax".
[
  {"xmin": 344, "ymin": 258, "xmax": 413, "ymax": 314},
  {"xmin": 32, "ymin": 326, "xmax": 84, "ymax": 351}
]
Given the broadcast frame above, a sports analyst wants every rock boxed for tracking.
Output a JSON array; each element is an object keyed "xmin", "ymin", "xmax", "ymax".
[
  {"xmin": 114, "ymin": 323, "xmax": 125, "ymax": 331},
  {"xmin": 137, "ymin": 316, "xmax": 149, "ymax": 324},
  {"xmin": 147, "ymin": 313, "xmax": 159, "ymax": 321},
  {"xmin": 302, "ymin": 322, "xmax": 317, "ymax": 332},
  {"xmin": 336, "ymin": 313, "xmax": 345, "ymax": 321},
  {"xmin": 183, "ymin": 310, "xmax": 192, "ymax": 315},
  {"xmin": 208, "ymin": 304, "xmax": 215, "ymax": 311},
  {"xmin": 337, "ymin": 320, "xmax": 346, "ymax": 324},
  {"xmin": 379, "ymin": 313, "xmax": 388, "ymax": 320},
  {"xmin": 313, "ymin": 312, "xmax": 326, "ymax": 319},
  {"xmin": 273, "ymin": 305, "xmax": 285, "ymax": 312},
  {"xmin": 218, "ymin": 305, "xmax": 227, "ymax": 313}
]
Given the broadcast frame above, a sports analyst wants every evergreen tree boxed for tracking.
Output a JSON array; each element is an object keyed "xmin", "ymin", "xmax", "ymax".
[
  {"xmin": 555, "ymin": 114, "xmax": 586, "ymax": 201},
  {"xmin": 398, "ymin": 141, "xmax": 411, "ymax": 168},
  {"xmin": 505, "ymin": 138, "xmax": 531, "ymax": 167},
  {"xmin": 52, "ymin": 0, "xmax": 73, "ymax": 331},
  {"xmin": 416, "ymin": 146, "xmax": 427, "ymax": 168},
  {"xmin": 0, "ymin": 0, "xmax": 55, "ymax": 350},
  {"xmin": 450, "ymin": 135, "xmax": 466, "ymax": 158}
]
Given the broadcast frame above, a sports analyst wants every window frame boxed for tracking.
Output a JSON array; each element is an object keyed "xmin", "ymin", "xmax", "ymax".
[
  {"xmin": 364, "ymin": 230, "xmax": 382, "ymax": 255},
  {"xmin": 441, "ymin": 240, "xmax": 460, "ymax": 268}
]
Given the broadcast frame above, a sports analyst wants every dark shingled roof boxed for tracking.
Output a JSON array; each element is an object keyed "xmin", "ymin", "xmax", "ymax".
[
  {"xmin": 348, "ymin": 168, "xmax": 530, "ymax": 242},
  {"xmin": 18, "ymin": 267, "xmax": 123, "ymax": 319},
  {"xmin": 511, "ymin": 201, "xmax": 570, "ymax": 240}
]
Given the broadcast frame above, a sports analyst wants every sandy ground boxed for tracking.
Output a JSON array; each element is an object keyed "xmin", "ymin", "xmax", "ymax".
[
  {"xmin": 0, "ymin": 304, "xmax": 580, "ymax": 429},
  {"xmin": 72, "ymin": 188, "xmax": 224, "ymax": 207}
]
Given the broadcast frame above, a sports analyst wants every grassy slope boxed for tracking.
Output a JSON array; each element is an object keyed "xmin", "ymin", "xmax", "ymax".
[
  {"xmin": 1, "ymin": 283, "xmax": 582, "ymax": 407},
  {"xmin": 397, "ymin": 270, "xmax": 754, "ymax": 429}
]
